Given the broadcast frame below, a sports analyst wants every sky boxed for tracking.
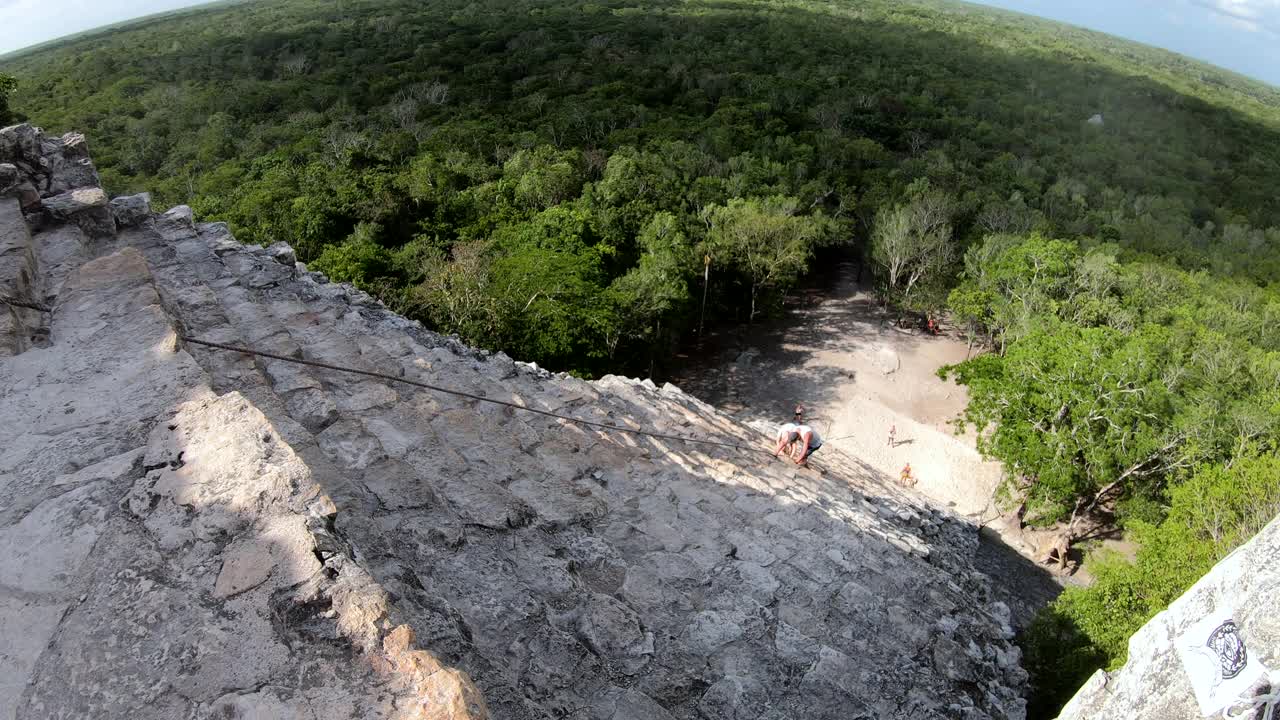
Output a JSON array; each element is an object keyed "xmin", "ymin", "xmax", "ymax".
[
  {"xmin": 966, "ymin": 0, "xmax": 1280, "ymax": 86},
  {"xmin": 0, "ymin": 0, "xmax": 205, "ymax": 55},
  {"xmin": 1, "ymin": 0, "xmax": 1278, "ymax": 87}
]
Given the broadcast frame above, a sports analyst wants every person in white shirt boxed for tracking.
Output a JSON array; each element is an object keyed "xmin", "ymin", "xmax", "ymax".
[
  {"xmin": 773, "ymin": 421, "xmax": 801, "ymax": 460},
  {"xmin": 792, "ymin": 424, "xmax": 823, "ymax": 467},
  {"xmin": 773, "ymin": 410, "xmax": 823, "ymax": 466}
]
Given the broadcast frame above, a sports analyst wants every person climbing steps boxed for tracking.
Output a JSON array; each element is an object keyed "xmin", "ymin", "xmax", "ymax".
[
  {"xmin": 794, "ymin": 423, "xmax": 823, "ymax": 468},
  {"xmin": 773, "ymin": 404, "xmax": 823, "ymax": 467}
]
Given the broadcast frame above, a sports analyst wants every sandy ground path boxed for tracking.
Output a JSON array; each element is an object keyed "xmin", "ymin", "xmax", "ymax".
[{"xmin": 669, "ymin": 261, "xmax": 1068, "ymax": 627}]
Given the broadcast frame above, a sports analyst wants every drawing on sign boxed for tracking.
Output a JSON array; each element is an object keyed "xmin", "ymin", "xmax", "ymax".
[{"xmin": 1207, "ymin": 619, "xmax": 1248, "ymax": 681}]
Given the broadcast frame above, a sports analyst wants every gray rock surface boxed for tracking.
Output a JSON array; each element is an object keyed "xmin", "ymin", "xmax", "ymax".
[
  {"xmin": 109, "ymin": 191, "xmax": 151, "ymax": 227},
  {"xmin": 0, "ymin": 124, "xmax": 41, "ymax": 166},
  {"xmin": 0, "ymin": 163, "xmax": 18, "ymax": 194},
  {"xmin": 0, "ymin": 241, "xmax": 484, "ymax": 719},
  {"xmin": 268, "ymin": 240, "xmax": 298, "ymax": 265},
  {"xmin": 41, "ymin": 186, "xmax": 107, "ymax": 215},
  {"xmin": 0, "ymin": 130, "xmax": 1036, "ymax": 719},
  {"xmin": 0, "ymin": 197, "xmax": 39, "ymax": 355},
  {"xmin": 1059, "ymin": 514, "xmax": 1280, "ymax": 720},
  {"xmin": 0, "ymin": 124, "xmax": 112, "ymax": 236}
]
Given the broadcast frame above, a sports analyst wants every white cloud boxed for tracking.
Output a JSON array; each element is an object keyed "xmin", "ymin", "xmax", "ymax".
[{"xmin": 1191, "ymin": 0, "xmax": 1280, "ymax": 34}]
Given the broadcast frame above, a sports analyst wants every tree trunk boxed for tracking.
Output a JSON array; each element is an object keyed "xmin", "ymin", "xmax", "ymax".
[
  {"xmin": 649, "ymin": 318, "xmax": 659, "ymax": 379},
  {"xmin": 698, "ymin": 256, "xmax": 710, "ymax": 338}
]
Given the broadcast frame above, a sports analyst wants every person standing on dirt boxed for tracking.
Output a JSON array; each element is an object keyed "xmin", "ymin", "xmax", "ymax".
[{"xmin": 888, "ymin": 424, "xmax": 896, "ymax": 447}]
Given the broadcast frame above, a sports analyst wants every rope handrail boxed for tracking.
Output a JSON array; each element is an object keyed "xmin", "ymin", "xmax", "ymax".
[
  {"xmin": 0, "ymin": 295, "xmax": 51, "ymax": 312},
  {"xmin": 182, "ymin": 336, "xmax": 771, "ymax": 456}
]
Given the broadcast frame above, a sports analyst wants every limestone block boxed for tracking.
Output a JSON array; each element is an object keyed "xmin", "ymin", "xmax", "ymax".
[
  {"xmin": 590, "ymin": 688, "xmax": 677, "ymax": 720},
  {"xmin": 11, "ymin": 181, "xmax": 39, "ymax": 210},
  {"xmin": 773, "ymin": 621, "xmax": 819, "ymax": 664},
  {"xmin": 45, "ymin": 149, "xmax": 100, "ymax": 195},
  {"xmin": 380, "ymin": 625, "xmax": 490, "ymax": 719},
  {"xmin": 70, "ymin": 205, "xmax": 116, "ymax": 237},
  {"xmin": 284, "ymin": 387, "xmax": 339, "ymax": 432},
  {"xmin": 575, "ymin": 593, "xmax": 653, "ymax": 672},
  {"xmin": 0, "ymin": 162, "xmax": 17, "ymax": 194},
  {"xmin": 698, "ymin": 675, "xmax": 771, "ymax": 720},
  {"xmin": 0, "ymin": 196, "xmax": 36, "ymax": 307},
  {"xmin": 110, "ymin": 192, "xmax": 152, "ymax": 227},
  {"xmin": 0, "ymin": 481, "xmax": 109, "ymax": 594},
  {"xmin": 162, "ymin": 204, "xmax": 194, "ymax": 225},
  {"xmin": 267, "ymin": 240, "xmax": 297, "ymax": 265},
  {"xmin": 683, "ymin": 610, "xmax": 747, "ymax": 656},
  {"xmin": 58, "ymin": 132, "xmax": 89, "ymax": 158},
  {"xmin": 0, "ymin": 123, "xmax": 41, "ymax": 164},
  {"xmin": 0, "ymin": 597, "xmax": 68, "ymax": 719},
  {"xmin": 41, "ymin": 186, "xmax": 107, "ymax": 215},
  {"xmin": 214, "ymin": 537, "xmax": 276, "ymax": 598}
]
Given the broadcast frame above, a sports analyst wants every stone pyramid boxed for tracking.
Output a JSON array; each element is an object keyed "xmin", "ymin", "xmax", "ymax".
[{"xmin": 0, "ymin": 124, "xmax": 1027, "ymax": 719}]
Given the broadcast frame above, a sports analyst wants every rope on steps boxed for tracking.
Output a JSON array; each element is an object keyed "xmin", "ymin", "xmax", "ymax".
[
  {"xmin": 182, "ymin": 335, "xmax": 773, "ymax": 457},
  {"xmin": 0, "ymin": 295, "xmax": 51, "ymax": 312}
]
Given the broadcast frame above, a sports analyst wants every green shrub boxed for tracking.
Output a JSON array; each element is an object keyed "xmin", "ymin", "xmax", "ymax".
[{"xmin": 309, "ymin": 223, "xmax": 401, "ymax": 290}]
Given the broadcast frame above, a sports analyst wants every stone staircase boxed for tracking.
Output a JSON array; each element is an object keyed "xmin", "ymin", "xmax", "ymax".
[{"xmin": 0, "ymin": 124, "xmax": 1028, "ymax": 720}]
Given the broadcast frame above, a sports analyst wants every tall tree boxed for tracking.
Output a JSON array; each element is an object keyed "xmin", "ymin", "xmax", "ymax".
[
  {"xmin": 0, "ymin": 74, "xmax": 16, "ymax": 126},
  {"xmin": 703, "ymin": 196, "xmax": 824, "ymax": 322},
  {"xmin": 871, "ymin": 181, "xmax": 957, "ymax": 306},
  {"xmin": 605, "ymin": 212, "xmax": 691, "ymax": 358}
]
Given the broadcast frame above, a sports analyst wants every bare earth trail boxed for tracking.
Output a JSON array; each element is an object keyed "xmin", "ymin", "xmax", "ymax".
[{"xmin": 670, "ymin": 260, "xmax": 1069, "ymax": 627}]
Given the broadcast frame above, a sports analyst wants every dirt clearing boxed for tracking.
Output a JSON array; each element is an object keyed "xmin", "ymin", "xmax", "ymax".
[{"xmin": 670, "ymin": 260, "xmax": 1074, "ymax": 627}]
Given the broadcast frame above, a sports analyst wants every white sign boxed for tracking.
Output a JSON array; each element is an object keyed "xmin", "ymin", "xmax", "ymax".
[{"xmin": 1176, "ymin": 608, "xmax": 1266, "ymax": 716}]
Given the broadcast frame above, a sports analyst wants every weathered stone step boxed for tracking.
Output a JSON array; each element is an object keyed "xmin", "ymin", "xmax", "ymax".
[
  {"xmin": 0, "ymin": 246, "xmax": 217, "ymax": 717},
  {"xmin": 1, "ymin": 241, "xmax": 477, "ymax": 718},
  {"xmin": 0, "ymin": 197, "xmax": 40, "ymax": 355},
  {"xmin": 30, "ymin": 222, "xmax": 87, "ymax": 307},
  {"xmin": 110, "ymin": 210, "xmax": 274, "ymax": 395}
]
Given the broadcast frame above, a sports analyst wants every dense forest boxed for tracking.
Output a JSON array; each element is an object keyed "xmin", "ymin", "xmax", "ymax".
[{"xmin": 4, "ymin": 0, "xmax": 1280, "ymax": 716}]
